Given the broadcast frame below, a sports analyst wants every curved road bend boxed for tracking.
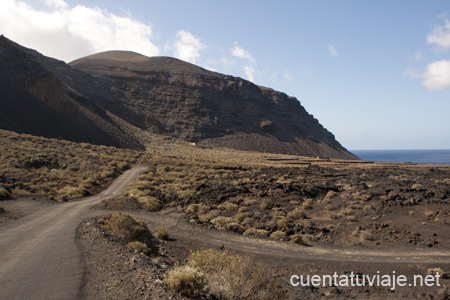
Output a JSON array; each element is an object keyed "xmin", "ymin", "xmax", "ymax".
[
  {"xmin": 131, "ymin": 210, "xmax": 450, "ymax": 265},
  {"xmin": 2, "ymin": 163, "xmax": 450, "ymax": 299},
  {"xmin": 0, "ymin": 165, "xmax": 147, "ymax": 300}
]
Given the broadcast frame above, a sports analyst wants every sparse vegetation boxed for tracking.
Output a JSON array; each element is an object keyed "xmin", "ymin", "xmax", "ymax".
[
  {"xmin": 243, "ymin": 228, "xmax": 269, "ymax": 237},
  {"xmin": 0, "ymin": 205, "xmax": 4, "ymax": 213},
  {"xmin": 0, "ymin": 187, "xmax": 11, "ymax": 200},
  {"xmin": 0, "ymin": 129, "xmax": 141, "ymax": 200},
  {"xmin": 166, "ymin": 249, "xmax": 285, "ymax": 299},
  {"xmin": 154, "ymin": 227, "xmax": 169, "ymax": 240},
  {"xmin": 164, "ymin": 265, "xmax": 207, "ymax": 298},
  {"xmin": 100, "ymin": 212, "xmax": 158, "ymax": 256}
]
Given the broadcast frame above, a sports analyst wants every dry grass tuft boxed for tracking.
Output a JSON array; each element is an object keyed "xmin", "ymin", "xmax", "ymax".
[
  {"xmin": 0, "ymin": 187, "xmax": 11, "ymax": 200},
  {"xmin": 100, "ymin": 212, "xmax": 158, "ymax": 256},
  {"xmin": 165, "ymin": 265, "xmax": 207, "ymax": 298},
  {"xmin": 172, "ymin": 248, "xmax": 285, "ymax": 300},
  {"xmin": 154, "ymin": 227, "xmax": 169, "ymax": 240},
  {"xmin": 0, "ymin": 129, "xmax": 141, "ymax": 200}
]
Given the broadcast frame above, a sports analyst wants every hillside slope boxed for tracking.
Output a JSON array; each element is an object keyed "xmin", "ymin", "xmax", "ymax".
[
  {"xmin": 0, "ymin": 35, "xmax": 357, "ymax": 159},
  {"xmin": 72, "ymin": 51, "xmax": 357, "ymax": 159},
  {"xmin": 0, "ymin": 36, "xmax": 144, "ymax": 149}
]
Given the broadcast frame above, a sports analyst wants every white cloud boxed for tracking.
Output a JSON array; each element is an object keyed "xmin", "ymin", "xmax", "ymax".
[
  {"xmin": 427, "ymin": 19, "xmax": 450, "ymax": 51},
  {"xmin": 243, "ymin": 65, "xmax": 255, "ymax": 82},
  {"xmin": 44, "ymin": 0, "xmax": 68, "ymax": 9},
  {"xmin": 173, "ymin": 30, "xmax": 205, "ymax": 64},
  {"xmin": 413, "ymin": 50, "xmax": 422, "ymax": 61},
  {"xmin": 422, "ymin": 60, "xmax": 450, "ymax": 91},
  {"xmin": 0, "ymin": 0, "xmax": 159, "ymax": 62},
  {"xmin": 283, "ymin": 71, "xmax": 294, "ymax": 84},
  {"xmin": 231, "ymin": 44, "xmax": 255, "ymax": 63},
  {"xmin": 230, "ymin": 43, "xmax": 257, "ymax": 82},
  {"xmin": 403, "ymin": 68, "xmax": 421, "ymax": 79},
  {"xmin": 328, "ymin": 45, "xmax": 339, "ymax": 57}
]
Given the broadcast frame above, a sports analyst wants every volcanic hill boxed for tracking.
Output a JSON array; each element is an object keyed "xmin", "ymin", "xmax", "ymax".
[{"xmin": 0, "ymin": 36, "xmax": 357, "ymax": 159}]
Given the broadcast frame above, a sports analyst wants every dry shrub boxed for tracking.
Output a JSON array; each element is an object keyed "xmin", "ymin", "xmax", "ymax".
[
  {"xmin": 211, "ymin": 216, "xmax": 234, "ymax": 227},
  {"xmin": 0, "ymin": 205, "xmax": 4, "ymax": 213},
  {"xmin": 58, "ymin": 186, "xmax": 88, "ymax": 199},
  {"xmin": 233, "ymin": 212, "xmax": 251, "ymax": 223},
  {"xmin": 302, "ymin": 197, "xmax": 314, "ymax": 209},
  {"xmin": 271, "ymin": 210, "xmax": 285, "ymax": 219},
  {"xmin": 141, "ymin": 196, "xmax": 161, "ymax": 211},
  {"xmin": 165, "ymin": 265, "xmax": 207, "ymax": 298},
  {"xmin": 127, "ymin": 241, "xmax": 149, "ymax": 254},
  {"xmin": 290, "ymin": 233, "xmax": 315, "ymax": 245},
  {"xmin": 276, "ymin": 217, "xmax": 289, "ymax": 229},
  {"xmin": 243, "ymin": 198, "xmax": 258, "ymax": 206},
  {"xmin": 217, "ymin": 202, "xmax": 238, "ymax": 211},
  {"xmin": 0, "ymin": 187, "xmax": 11, "ymax": 200},
  {"xmin": 154, "ymin": 227, "xmax": 169, "ymax": 240},
  {"xmin": 270, "ymin": 230, "xmax": 287, "ymax": 241},
  {"xmin": 346, "ymin": 215, "xmax": 357, "ymax": 222},
  {"xmin": 427, "ymin": 267, "xmax": 445, "ymax": 277},
  {"xmin": 207, "ymin": 255, "xmax": 286, "ymax": 300},
  {"xmin": 100, "ymin": 212, "xmax": 158, "ymax": 255},
  {"xmin": 287, "ymin": 208, "xmax": 308, "ymax": 220},
  {"xmin": 243, "ymin": 228, "xmax": 269, "ymax": 237},
  {"xmin": 359, "ymin": 230, "xmax": 376, "ymax": 241},
  {"xmin": 198, "ymin": 209, "xmax": 221, "ymax": 222},
  {"xmin": 185, "ymin": 203, "xmax": 210, "ymax": 215},
  {"xmin": 187, "ymin": 249, "xmax": 238, "ymax": 274},
  {"xmin": 180, "ymin": 249, "xmax": 285, "ymax": 299},
  {"xmin": 259, "ymin": 202, "xmax": 268, "ymax": 210}
]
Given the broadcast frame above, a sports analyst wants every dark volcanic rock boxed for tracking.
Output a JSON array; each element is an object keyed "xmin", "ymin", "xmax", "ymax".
[
  {"xmin": 71, "ymin": 51, "xmax": 357, "ymax": 159},
  {"xmin": 0, "ymin": 35, "xmax": 357, "ymax": 159},
  {"xmin": 0, "ymin": 36, "xmax": 144, "ymax": 149}
]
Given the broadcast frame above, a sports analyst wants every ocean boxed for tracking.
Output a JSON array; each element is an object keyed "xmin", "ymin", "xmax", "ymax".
[{"xmin": 350, "ymin": 149, "xmax": 450, "ymax": 165}]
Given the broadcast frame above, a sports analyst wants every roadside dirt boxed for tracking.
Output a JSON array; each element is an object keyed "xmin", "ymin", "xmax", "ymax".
[
  {"xmin": 2, "ymin": 163, "xmax": 449, "ymax": 299},
  {"xmin": 76, "ymin": 207, "xmax": 450, "ymax": 299}
]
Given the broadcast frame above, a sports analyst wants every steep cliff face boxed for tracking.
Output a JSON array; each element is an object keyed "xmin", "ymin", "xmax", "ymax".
[
  {"xmin": 71, "ymin": 51, "xmax": 357, "ymax": 159},
  {"xmin": 0, "ymin": 36, "xmax": 356, "ymax": 159},
  {"xmin": 0, "ymin": 36, "xmax": 143, "ymax": 149}
]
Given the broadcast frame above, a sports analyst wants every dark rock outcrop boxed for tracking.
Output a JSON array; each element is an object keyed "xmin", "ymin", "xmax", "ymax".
[
  {"xmin": 0, "ymin": 36, "xmax": 357, "ymax": 159},
  {"xmin": 71, "ymin": 51, "xmax": 357, "ymax": 159}
]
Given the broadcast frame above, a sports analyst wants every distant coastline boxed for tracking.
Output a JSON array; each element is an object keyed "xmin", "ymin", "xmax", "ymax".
[{"xmin": 351, "ymin": 149, "xmax": 450, "ymax": 165}]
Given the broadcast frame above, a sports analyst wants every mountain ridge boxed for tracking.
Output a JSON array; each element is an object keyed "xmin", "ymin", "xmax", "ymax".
[{"xmin": 0, "ymin": 36, "xmax": 357, "ymax": 160}]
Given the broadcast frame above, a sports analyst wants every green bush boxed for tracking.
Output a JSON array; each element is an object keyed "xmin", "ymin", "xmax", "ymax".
[{"xmin": 165, "ymin": 265, "xmax": 207, "ymax": 298}]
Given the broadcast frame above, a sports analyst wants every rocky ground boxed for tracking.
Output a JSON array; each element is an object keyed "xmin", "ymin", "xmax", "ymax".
[
  {"xmin": 74, "ymin": 212, "xmax": 450, "ymax": 300},
  {"xmin": 76, "ymin": 218, "xmax": 185, "ymax": 300},
  {"xmin": 2, "ymin": 152, "xmax": 450, "ymax": 299},
  {"xmin": 102, "ymin": 158, "xmax": 450, "ymax": 252}
]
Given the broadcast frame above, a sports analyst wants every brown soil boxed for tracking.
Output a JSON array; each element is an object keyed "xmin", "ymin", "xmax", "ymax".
[{"xmin": 76, "ymin": 210, "xmax": 450, "ymax": 299}]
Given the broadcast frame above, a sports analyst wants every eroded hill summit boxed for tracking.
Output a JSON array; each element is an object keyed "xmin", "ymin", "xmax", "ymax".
[{"xmin": 0, "ymin": 36, "xmax": 357, "ymax": 159}]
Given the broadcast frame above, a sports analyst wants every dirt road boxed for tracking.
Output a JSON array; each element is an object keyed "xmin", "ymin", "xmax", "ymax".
[
  {"xmin": 0, "ymin": 165, "xmax": 147, "ymax": 300},
  {"xmin": 1, "ymin": 163, "xmax": 449, "ymax": 300},
  {"xmin": 132, "ymin": 210, "xmax": 450, "ymax": 265}
]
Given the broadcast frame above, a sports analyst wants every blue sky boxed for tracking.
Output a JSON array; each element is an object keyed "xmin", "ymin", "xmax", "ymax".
[{"xmin": 2, "ymin": 0, "xmax": 450, "ymax": 150}]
